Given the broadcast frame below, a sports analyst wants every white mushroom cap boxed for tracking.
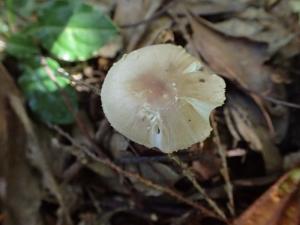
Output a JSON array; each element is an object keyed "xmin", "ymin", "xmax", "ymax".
[{"xmin": 101, "ymin": 44, "xmax": 225, "ymax": 153}]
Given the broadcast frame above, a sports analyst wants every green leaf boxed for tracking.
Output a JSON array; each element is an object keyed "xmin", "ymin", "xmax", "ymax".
[
  {"xmin": 5, "ymin": 0, "xmax": 37, "ymax": 18},
  {"xmin": 34, "ymin": 1, "xmax": 118, "ymax": 62},
  {"xmin": 6, "ymin": 33, "xmax": 39, "ymax": 58},
  {"xmin": 18, "ymin": 57, "xmax": 78, "ymax": 124}
]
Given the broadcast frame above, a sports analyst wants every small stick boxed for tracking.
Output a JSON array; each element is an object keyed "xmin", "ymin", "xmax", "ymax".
[
  {"xmin": 117, "ymin": 151, "xmax": 211, "ymax": 164},
  {"xmin": 48, "ymin": 124, "xmax": 223, "ymax": 221},
  {"xmin": 168, "ymin": 154, "xmax": 227, "ymax": 220},
  {"xmin": 212, "ymin": 114, "xmax": 235, "ymax": 216}
]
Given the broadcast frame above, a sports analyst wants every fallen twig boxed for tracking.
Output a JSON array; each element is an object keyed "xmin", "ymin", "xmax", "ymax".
[
  {"xmin": 48, "ymin": 124, "xmax": 223, "ymax": 221},
  {"xmin": 169, "ymin": 154, "xmax": 227, "ymax": 220},
  {"xmin": 212, "ymin": 113, "xmax": 235, "ymax": 216}
]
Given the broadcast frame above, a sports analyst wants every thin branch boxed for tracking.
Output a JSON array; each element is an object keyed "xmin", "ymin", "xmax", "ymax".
[
  {"xmin": 56, "ymin": 68, "xmax": 100, "ymax": 95},
  {"xmin": 169, "ymin": 154, "xmax": 227, "ymax": 220},
  {"xmin": 212, "ymin": 114, "xmax": 235, "ymax": 216},
  {"xmin": 47, "ymin": 124, "xmax": 223, "ymax": 221},
  {"xmin": 226, "ymin": 70, "xmax": 300, "ymax": 109},
  {"xmin": 251, "ymin": 90, "xmax": 300, "ymax": 109},
  {"xmin": 117, "ymin": 152, "xmax": 198, "ymax": 164}
]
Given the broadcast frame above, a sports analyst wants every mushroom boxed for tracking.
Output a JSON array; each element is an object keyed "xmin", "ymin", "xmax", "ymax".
[{"xmin": 101, "ymin": 44, "xmax": 226, "ymax": 153}]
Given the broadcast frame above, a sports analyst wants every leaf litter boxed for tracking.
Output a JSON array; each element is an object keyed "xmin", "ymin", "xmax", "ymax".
[{"xmin": 1, "ymin": 0, "xmax": 300, "ymax": 225}]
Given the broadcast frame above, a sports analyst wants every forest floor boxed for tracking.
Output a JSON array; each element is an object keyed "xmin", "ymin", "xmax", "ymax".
[{"xmin": 1, "ymin": 0, "xmax": 300, "ymax": 225}]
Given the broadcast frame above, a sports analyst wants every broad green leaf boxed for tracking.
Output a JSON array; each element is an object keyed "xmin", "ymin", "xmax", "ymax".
[
  {"xmin": 5, "ymin": 0, "xmax": 37, "ymax": 18},
  {"xmin": 34, "ymin": 1, "xmax": 118, "ymax": 62},
  {"xmin": 4, "ymin": 0, "xmax": 36, "ymax": 32},
  {"xmin": 6, "ymin": 33, "xmax": 39, "ymax": 58},
  {"xmin": 19, "ymin": 58, "xmax": 78, "ymax": 124}
]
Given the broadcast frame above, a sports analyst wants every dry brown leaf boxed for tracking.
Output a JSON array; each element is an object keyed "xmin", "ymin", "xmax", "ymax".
[
  {"xmin": 98, "ymin": 36, "xmax": 123, "ymax": 58},
  {"xmin": 109, "ymin": 144, "xmax": 181, "ymax": 196},
  {"xmin": 186, "ymin": 14, "xmax": 286, "ymax": 172},
  {"xmin": 225, "ymin": 90, "xmax": 282, "ymax": 173},
  {"xmin": 234, "ymin": 168, "xmax": 300, "ymax": 225},
  {"xmin": 172, "ymin": 0, "xmax": 246, "ymax": 17},
  {"xmin": 190, "ymin": 142, "xmax": 222, "ymax": 181},
  {"xmin": 102, "ymin": 132, "xmax": 181, "ymax": 196},
  {"xmin": 189, "ymin": 15, "xmax": 271, "ymax": 93},
  {"xmin": 213, "ymin": 7, "xmax": 294, "ymax": 54},
  {"xmin": 128, "ymin": 162, "xmax": 181, "ymax": 196},
  {"xmin": 0, "ymin": 64, "xmax": 43, "ymax": 225},
  {"xmin": 188, "ymin": 14, "xmax": 289, "ymax": 144},
  {"xmin": 135, "ymin": 16, "xmax": 173, "ymax": 47},
  {"xmin": 114, "ymin": 0, "xmax": 162, "ymax": 51},
  {"xmin": 1, "ymin": 64, "xmax": 76, "ymax": 225}
]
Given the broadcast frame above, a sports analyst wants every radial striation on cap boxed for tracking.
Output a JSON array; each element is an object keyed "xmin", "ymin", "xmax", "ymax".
[{"xmin": 101, "ymin": 44, "xmax": 226, "ymax": 153}]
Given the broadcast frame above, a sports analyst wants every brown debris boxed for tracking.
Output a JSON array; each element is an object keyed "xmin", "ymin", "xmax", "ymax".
[{"xmin": 3, "ymin": 1, "xmax": 300, "ymax": 225}]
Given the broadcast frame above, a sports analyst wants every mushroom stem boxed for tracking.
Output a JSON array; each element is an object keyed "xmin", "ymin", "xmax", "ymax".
[{"xmin": 169, "ymin": 153, "xmax": 227, "ymax": 220}]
